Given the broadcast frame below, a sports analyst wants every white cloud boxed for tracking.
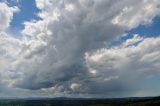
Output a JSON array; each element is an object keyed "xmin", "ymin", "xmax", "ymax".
[
  {"xmin": 112, "ymin": 0, "xmax": 160, "ymax": 29},
  {"xmin": 0, "ymin": 2, "xmax": 22, "ymax": 97},
  {"xmin": 122, "ymin": 34, "xmax": 143, "ymax": 47},
  {"xmin": 70, "ymin": 83, "xmax": 81, "ymax": 91},
  {"xmin": 0, "ymin": 2, "xmax": 19, "ymax": 31}
]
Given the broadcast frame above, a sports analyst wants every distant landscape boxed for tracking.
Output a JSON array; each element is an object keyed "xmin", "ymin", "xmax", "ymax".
[{"xmin": 0, "ymin": 97, "xmax": 160, "ymax": 106}]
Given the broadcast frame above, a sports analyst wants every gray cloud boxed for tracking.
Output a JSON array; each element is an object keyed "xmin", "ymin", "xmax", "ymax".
[{"xmin": 15, "ymin": 0, "xmax": 127, "ymax": 90}]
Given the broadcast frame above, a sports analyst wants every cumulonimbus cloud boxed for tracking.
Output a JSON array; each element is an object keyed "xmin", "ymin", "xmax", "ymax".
[{"xmin": 0, "ymin": 0, "xmax": 160, "ymax": 97}]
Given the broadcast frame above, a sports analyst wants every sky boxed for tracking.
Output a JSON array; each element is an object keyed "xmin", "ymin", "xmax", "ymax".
[{"xmin": 0, "ymin": 0, "xmax": 160, "ymax": 98}]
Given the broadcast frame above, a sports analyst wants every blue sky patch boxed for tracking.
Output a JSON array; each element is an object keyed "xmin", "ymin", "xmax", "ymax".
[
  {"xmin": 9, "ymin": 0, "xmax": 40, "ymax": 29},
  {"xmin": 128, "ymin": 16, "xmax": 160, "ymax": 37},
  {"xmin": 109, "ymin": 16, "xmax": 160, "ymax": 47}
]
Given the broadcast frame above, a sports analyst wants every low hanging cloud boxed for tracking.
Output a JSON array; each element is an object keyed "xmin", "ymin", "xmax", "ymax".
[{"xmin": 0, "ymin": 0, "xmax": 160, "ymax": 97}]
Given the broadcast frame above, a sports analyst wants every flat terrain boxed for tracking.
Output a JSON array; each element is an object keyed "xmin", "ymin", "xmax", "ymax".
[{"xmin": 0, "ymin": 97, "xmax": 160, "ymax": 106}]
